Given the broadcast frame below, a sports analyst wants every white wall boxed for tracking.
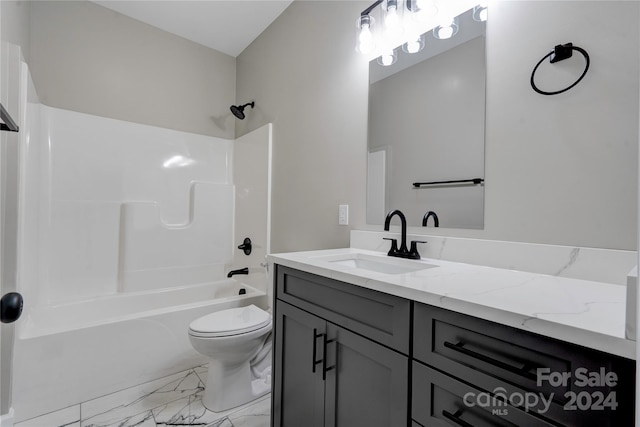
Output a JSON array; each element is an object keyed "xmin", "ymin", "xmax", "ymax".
[
  {"xmin": 29, "ymin": 1, "xmax": 236, "ymax": 138},
  {"xmin": 238, "ymin": 0, "xmax": 639, "ymax": 252}
]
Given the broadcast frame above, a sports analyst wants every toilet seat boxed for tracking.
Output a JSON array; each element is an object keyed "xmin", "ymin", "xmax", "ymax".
[{"xmin": 189, "ymin": 305, "xmax": 271, "ymax": 338}]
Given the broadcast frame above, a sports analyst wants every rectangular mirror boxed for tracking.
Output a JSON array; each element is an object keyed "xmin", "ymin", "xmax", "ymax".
[{"xmin": 367, "ymin": 7, "xmax": 486, "ymax": 229}]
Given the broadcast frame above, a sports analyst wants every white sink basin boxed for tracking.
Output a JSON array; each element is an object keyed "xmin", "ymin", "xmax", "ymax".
[{"xmin": 316, "ymin": 253, "xmax": 437, "ymax": 275}]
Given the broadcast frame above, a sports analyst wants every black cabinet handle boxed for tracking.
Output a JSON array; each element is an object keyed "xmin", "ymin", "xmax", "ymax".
[
  {"xmin": 312, "ymin": 329, "xmax": 324, "ymax": 373},
  {"xmin": 322, "ymin": 335, "xmax": 336, "ymax": 381},
  {"xmin": 444, "ymin": 341, "xmax": 538, "ymax": 381},
  {"xmin": 442, "ymin": 409, "xmax": 474, "ymax": 427}
]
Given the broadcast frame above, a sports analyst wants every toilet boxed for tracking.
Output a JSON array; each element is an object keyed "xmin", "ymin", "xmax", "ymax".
[{"xmin": 188, "ymin": 304, "xmax": 272, "ymax": 412}]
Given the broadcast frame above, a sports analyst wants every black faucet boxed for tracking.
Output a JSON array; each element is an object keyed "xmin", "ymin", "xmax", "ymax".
[
  {"xmin": 422, "ymin": 211, "xmax": 439, "ymax": 227},
  {"xmin": 384, "ymin": 209, "xmax": 409, "ymax": 256},
  {"xmin": 227, "ymin": 267, "xmax": 249, "ymax": 278},
  {"xmin": 383, "ymin": 210, "xmax": 425, "ymax": 260}
]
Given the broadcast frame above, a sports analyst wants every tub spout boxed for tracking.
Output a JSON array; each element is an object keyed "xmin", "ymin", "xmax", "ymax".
[{"xmin": 227, "ymin": 267, "xmax": 249, "ymax": 278}]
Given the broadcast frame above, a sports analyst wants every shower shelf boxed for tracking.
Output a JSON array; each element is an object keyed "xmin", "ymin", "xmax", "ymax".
[
  {"xmin": 0, "ymin": 103, "xmax": 19, "ymax": 132},
  {"xmin": 413, "ymin": 178, "xmax": 484, "ymax": 188}
]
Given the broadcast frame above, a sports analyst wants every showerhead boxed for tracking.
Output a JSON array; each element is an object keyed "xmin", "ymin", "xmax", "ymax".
[{"xmin": 230, "ymin": 102, "xmax": 255, "ymax": 120}]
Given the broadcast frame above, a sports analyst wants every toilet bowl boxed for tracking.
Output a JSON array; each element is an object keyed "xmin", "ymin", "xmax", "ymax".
[{"xmin": 188, "ymin": 304, "xmax": 272, "ymax": 412}]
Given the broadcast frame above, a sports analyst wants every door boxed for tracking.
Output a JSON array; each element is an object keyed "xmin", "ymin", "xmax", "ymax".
[
  {"xmin": 324, "ymin": 323, "xmax": 409, "ymax": 427},
  {"xmin": 273, "ymin": 301, "xmax": 326, "ymax": 427},
  {"xmin": 0, "ymin": 39, "xmax": 25, "ymax": 425}
]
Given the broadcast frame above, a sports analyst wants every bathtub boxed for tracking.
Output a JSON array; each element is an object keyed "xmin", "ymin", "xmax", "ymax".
[{"xmin": 12, "ymin": 277, "xmax": 268, "ymax": 423}]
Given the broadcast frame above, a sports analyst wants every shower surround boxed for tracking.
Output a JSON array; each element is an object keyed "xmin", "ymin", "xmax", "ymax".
[{"xmin": 12, "ymin": 66, "xmax": 272, "ymax": 421}]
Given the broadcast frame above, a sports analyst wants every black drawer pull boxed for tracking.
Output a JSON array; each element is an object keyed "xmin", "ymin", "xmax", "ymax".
[
  {"xmin": 312, "ymin": 329, "xmax": 324, "ymax": 373},
  {"xmin": 322, "ymin": 335, "xmax": 336, "ymax": 380},
  {"xmin": 442, "ymin": 409, "xmax": 474, "ymax": 427},
  {"xmin": 444, "ymin": 341, "xmax": 538, "ymax": 382}
]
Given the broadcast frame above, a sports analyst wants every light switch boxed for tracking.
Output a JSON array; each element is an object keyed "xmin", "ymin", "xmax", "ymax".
[{"xmin": 339, "ymin": 204, "xmax": 349, "ymax": 225}]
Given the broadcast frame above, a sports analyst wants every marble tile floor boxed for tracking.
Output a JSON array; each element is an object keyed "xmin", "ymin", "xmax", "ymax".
[{"xmin": 15, "ymin": 365, "xmax": 270, "ymax": 427}]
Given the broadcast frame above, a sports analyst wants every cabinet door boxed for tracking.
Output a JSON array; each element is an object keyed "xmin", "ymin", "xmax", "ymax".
[
  {"xmin": 324, "ymin": 323, "xmax": 409, "ymax": 427},
  {"xmin": 273, "ymin": 301, "xmax": 326, "ymax": 427}
]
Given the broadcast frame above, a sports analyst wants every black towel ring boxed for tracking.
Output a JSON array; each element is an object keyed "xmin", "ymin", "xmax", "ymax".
[{"xmin": 530, "ymin": 43, "xmax": 590, "ymax": 96}]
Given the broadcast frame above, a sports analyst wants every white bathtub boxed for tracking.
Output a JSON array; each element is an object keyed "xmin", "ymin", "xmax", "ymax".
[{"xmin": 12, "ymin": 277, "xmax": 268, "ymax": 423}]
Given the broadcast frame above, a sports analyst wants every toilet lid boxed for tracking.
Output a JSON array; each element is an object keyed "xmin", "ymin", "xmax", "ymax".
[{"xmin": 189, "ymin": 305, "xmax": 271, "ymax": 337}]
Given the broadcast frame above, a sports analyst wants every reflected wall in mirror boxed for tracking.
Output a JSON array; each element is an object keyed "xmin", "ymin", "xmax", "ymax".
[{"xmin": 367, "ymin": 7, "xmax": 486, "ymax": 229}]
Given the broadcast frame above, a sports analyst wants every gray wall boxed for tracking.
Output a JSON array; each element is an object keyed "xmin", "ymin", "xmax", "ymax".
[
  {"xmin": 236, "ymin": 1, "xmax": 370, "ymax": 253},
  {"xmin": 238, "ymin": 0, "xmax": 639, "ymax": 252},
  {"xmin": 0, "ymin": 0, "xmax": 30, "ymax": 62},
  {"xmin": 29, "ymin": 1, "xmax": 236, "ymax": 138}
]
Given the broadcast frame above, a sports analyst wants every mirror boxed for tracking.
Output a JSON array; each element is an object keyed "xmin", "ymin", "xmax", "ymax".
[{"xmin": 366, "ymin": 7, "xmax": 486, "ymax": 229}]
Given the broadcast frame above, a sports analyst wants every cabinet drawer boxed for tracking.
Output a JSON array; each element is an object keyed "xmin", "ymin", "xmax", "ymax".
[
  {"xmin": 412, "ymin": 361, "xmax": 557, "ymax": 427},
  {"xmin": 413, "ymin": 303, "xmax": 634, "ymax": 426},
  {"xmin": 276, "ymin": 265, "xmax": 411, "ymax": 353}
]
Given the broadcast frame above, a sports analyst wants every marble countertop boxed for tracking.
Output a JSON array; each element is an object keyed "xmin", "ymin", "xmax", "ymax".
[{"xmin": 268, "ymin": 248, "xmax": 635, "ymax": 359}]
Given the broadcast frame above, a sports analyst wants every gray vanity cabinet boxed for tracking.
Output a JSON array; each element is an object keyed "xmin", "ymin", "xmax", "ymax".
[
  {"xmin": 272, "ymin": 265, "xmax": 411, "ymax": 427},
  {"xmin": 273, "ymin": 301, "xmax": 327, "ymax": 427},
  {"xmin": 272, "ymin": 264, "xmax": 635, "ymax": 427},
  {"xmin": 412, "ymin": 303, "xmax": 635, "ymax": 427}
]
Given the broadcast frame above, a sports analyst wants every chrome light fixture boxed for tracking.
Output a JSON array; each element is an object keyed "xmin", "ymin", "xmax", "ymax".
[{"xmin": 356, "ymin": 0, "xmax": 486, "ymax": 66}]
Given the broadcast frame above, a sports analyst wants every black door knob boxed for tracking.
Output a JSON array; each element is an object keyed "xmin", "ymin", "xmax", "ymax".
[{"xmin": 1, "ymin": 292, "xmax": 23, "ymax": 324}]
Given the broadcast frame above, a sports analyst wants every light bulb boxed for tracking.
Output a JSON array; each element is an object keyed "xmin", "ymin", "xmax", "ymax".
[
  {"xmin": 412, "ymin": 0, "xmax": 437, "ymax": 22},
  {"xmin": 383, "ymin": 1, "xmax": 403, "ymax": 40},
  {"xmin": 358, "ymin": 24, "xmax": 375, "ymax": 53},
  {"xmin": 403, "ymin": 34, "xmax": 424, "ymax": 54},
  {"xmin": 434, "ymin": 17, "xmax": 458, "ymax": 40},
  {"xmin": 438, "ymin": 25, "xmax": 453, "ymax": 39},
  {"xmin": 406, "ymin": 40, "xmax": 420, "ymax": 53},
  {"xmin": 377, "ymin": 49, "xmax": 397, "ymax": 66},
  {"xmin": 473, "ymin": 4, "xmax": 488, "ymax": 22},
  {"xmin": 356, "ymin": 15, "xmax": 375, "ymax": 54},
  {"xmin": 385, "ymin": 5, "xmax": 400, "ymax": 29}
]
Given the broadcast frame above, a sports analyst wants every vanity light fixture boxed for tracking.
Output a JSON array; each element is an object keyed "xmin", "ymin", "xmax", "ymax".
[{"xmin": 356, "ymin": 0, "xmax": 484, "ymax": 66}]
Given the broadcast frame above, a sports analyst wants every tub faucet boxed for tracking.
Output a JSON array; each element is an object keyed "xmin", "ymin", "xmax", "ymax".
[
  {"xmin": 422, "ymin": 211, "xmax": 439, "ymax": 227},
  {"xmin": 227, "ymin": 267, "xmax": 249, "ymax": 278}
]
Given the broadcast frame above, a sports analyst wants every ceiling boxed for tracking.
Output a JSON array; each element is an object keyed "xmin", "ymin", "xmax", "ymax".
[{"xmin": 90, "ymin": 0, "xmax": 294, "ymax": 57}]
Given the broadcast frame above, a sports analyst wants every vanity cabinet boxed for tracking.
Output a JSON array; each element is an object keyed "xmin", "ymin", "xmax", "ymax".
[
  {"xmin": 272, "ymin": 266, "xmax": 410, "ymax": 427},
  {"xmin": 271, "ymin": 265, "xmax": 635, "ymax": 427},
  {"xmin": 412, "ymin": 303, "xmax": 635, "ymax": 427}
]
